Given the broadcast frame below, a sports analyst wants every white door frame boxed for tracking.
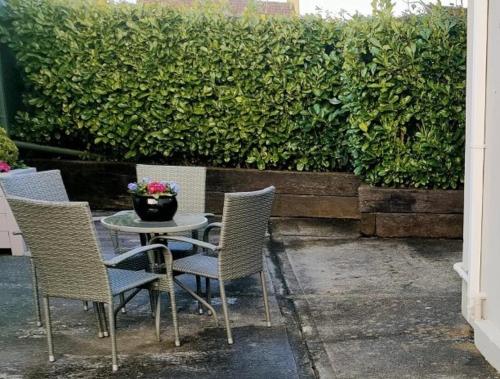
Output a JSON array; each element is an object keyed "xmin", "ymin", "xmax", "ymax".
[{"xmin": 457, "ymin": 0, "xmax": 500, "ymax": 371}]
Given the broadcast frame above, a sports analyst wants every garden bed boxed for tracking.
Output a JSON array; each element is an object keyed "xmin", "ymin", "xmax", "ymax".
[
  {"xmin": 358, "ymin": 185, "xmax": 464, "ymax": 238},
  {"xmin": 27, "ymin": 160, "xmax": 464, "ymax": 237},
  {"xmin": 28, "ymin": 159, "xmax": 360, "ymax": 219}
]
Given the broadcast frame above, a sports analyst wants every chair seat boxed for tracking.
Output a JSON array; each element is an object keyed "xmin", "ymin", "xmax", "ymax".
[
  {"xmin": 173, "ymin": 254, "xmax": 219, "ymax": 279},
  {"xmin": 108, "ymin": 268, "xmax": 161, "ymax": 295},
  {"xmin": 169, "ymin": 241, "xmax": 193, "ymax": 251}
]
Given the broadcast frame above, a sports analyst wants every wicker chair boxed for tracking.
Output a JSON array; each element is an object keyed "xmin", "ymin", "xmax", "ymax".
[
  {"xmin": 1, "ymin": 169, "xmax": 139, "ymax": 320},
  {"xmin": 0, "ymin": 170, "xmax": 69, "ymax": 203},
  {"xmin": 157, "ymin": 186, "xmax": 275, "ymax": 344},
  {"xmin": 135, "ymin": 164, "xmax": 211, "ymax": 313},
  {"xmin": 0, "ymin": 170, "xmax": 70, "ymax": 326},
  {"xmin": 7, "ymin": 196, "xmax": 179, "ymax": 371}
]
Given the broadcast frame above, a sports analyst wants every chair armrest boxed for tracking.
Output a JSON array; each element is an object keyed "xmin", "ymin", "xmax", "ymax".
[
  {"xmin": 206, "ymin": 222, "xmax": 222, "ymax": 228},
  {"xmin": 203, "ymin": 222, "xmax": 222, "ymax": 242},
  {"xmin": 103, "ymin": 244, "xmax": 170, "ymax": 267},
  {"xmin": 151, "ymin": 235, "xmax": 219, "ymax": 252}
]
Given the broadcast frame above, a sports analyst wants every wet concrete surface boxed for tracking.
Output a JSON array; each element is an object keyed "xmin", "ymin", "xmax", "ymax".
[
  {"xmin": 272, "ymin": 219, "xmax": 500, "ymax": 378},
  {"xmin": 0, "ymin": 220, "xmax": 305, "ymax": 378},
  {"xmin": 2, "ymin": 216, "xmax": 499, "ymax": 378}
]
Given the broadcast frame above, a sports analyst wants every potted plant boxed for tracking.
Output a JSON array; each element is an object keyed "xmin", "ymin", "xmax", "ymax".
[
  {"xmin": 128, "ymin": 178, "xmax": 179, "ymax": 221},
  {"xmin": 0, "ymin": 127, "xmax": 33, "ymax": 177}
]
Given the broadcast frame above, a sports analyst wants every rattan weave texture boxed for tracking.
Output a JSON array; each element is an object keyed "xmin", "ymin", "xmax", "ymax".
[
  {"xmin": 0, "ymin": 170, "xmax": 75, "ymax": 325},
  {"xmin": 171, "ymin": 186, "xmax": 275, "ymax": 344},
  {"xmin": 218, "ymin": 186, "xmax": 275, "ymax": 280},
  {"xmin": 172, "ymin": 187, "xmax": 274, "ymax": 280},
  {"xmin": 6, "ymin": 187, "xmax": 179, "ymax": 370},
  {"xmin": 0, "ymin": 170, "xmax": 69, "ymax": 202},
  {"xmin": 7, "ymin": 197, "xmax": 112, "ymax": 302},
  {"xmin": 109, "ymin": 268, "xmax": 162, "ymax": 295},
  {"xmin": 172, "ymin": 255, "xmax": 218, "ymax": 279}
]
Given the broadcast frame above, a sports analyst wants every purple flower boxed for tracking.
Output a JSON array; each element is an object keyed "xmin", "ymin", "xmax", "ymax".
[
  {"xmin": 127, "ymin": 182, "xmax": 138, "ymax": 191},
  {"xmin": 169, "ymin": 181, "xmax": 180, "ymax": 194}
]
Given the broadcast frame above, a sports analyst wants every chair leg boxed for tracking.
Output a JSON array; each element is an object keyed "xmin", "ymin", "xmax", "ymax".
[
  {"xmin": 205, "ymin": 278, "xmax": 212, "ymax": 316},
  {"xmin": 219, "ymin": 279, "xmax": 233, "ymax": 344},
  {"xmin": 149, "ymin": 290, "xmax": 156, "ymax": 318},
  {"xmin": 260, "ymin": 271, "xmax": 271, "ymax": 327},
  {"xmin": 93, "ymin": 302, "xmax": 104, "ymax": 338},
  {"xmin": 42, "ymin": 296, "xmax": 55, "ymax": 362},
  {"xmin": 192, "ymin": 230, "xmax": 199, "ymax": 253},
  {"xmin": 99, "ymin": 303, "xmax": 109, "ymax": 337},
  {"xmin": 120, "ymin": 293, "xmax": 127, "ymax": 314},
  {"xmin": 107, "ymin": 300, "xmax": 118, "ymax": 372},
  {"xmin": 196, "ymin": 275, "xmax": 203, "ymax": 314},
  {"xmin": 155, "ymin": 291, "xmax": 161, "ymax": 342},
  {"xmin": 110, "ymin": 230, "xmax": 121, "ymax": 253},
  {"xmin": 30, "ymin": 259, "xmax": 42, "ymax": 327},
  {"xmin": 169, "ymin": 287, "xmax": 181, "ymax": 347}
]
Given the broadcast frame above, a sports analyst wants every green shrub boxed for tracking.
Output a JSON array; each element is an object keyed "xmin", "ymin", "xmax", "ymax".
[
  {"xmin": 341, "ymin": 4, "xmax": 466, "ymax": 188},
  {"xmin": 0, "ymin": 0, "xmax": 467, "ymax": 188},
  {"xmin": 0, "ymin": 0, "xmax": 348, "ymax": 171},
  {"xmin": 0, "ymin": 127, "xmax": 19, "ymax": 164}
]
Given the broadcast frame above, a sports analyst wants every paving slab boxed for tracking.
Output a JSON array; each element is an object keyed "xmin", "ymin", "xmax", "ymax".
[
  {"xmin": 274, "ymin": 219, "xmax": 500, "ymax": 378},
  {"xmin": 0, "ymin": 220, "xmax": 305, "ymax": 378},
  {"xmin": 4, "ymin": 215, "xmax": 496, "ymax": 378}
]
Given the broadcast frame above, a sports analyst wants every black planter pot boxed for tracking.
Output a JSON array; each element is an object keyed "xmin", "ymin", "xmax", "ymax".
[{"xmin": 132, "ymin": 195, "xmax": 178, "ymax": 221}]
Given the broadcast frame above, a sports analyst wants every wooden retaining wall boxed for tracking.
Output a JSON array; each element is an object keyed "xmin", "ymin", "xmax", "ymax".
[
  {"xmin": 358, "ymin": 185, "xmax": 464, "ymax": 238},
  {"xmin": 26, "ymin": 160, "xmax": 464, "ymax": 237},
  {"xmin": 28, "ymin": 160, "xmax": 360, "ymax": 219}
]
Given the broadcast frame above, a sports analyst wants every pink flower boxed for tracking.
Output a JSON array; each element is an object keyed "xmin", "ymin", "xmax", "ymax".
[
  {"xmin": 0, "ymin": 161, "xmax": 11, "ymax": 173},
  {"xmin": 146, "ymin": 181, "xmax": 167, "ymax": 195}
]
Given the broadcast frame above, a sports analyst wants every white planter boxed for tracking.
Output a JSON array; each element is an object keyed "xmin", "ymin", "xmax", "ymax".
[{"xmin": 0, "ymin": 167, "xmax": 36, "ymax": 255}]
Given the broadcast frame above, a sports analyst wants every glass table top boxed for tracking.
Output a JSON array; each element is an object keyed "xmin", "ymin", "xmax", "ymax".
[{"xmin": 101, "ymin": 210, "xmax": 208, "ymax": 234}]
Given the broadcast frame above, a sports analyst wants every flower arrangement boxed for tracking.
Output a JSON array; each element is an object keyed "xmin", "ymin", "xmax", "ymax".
[
  {"xmin": 0, "ymin": 161, "xmax": 11, "ymax": 173},
  {"xmin": 127, "ymin": 178, "xmax": 179, "ymax": 199},
  {"xmin": 0, "ymin": 128, "xmax": 27, "ymax": 172}
]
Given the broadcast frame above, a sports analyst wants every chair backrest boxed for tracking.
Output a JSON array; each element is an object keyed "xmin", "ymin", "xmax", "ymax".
[
  {"xmin": 136, "ymin": 164, "xmax": 206, "ymax": 213},
  {"xmin": 7, "ymin": 196, "xmax": 110, "ymax": 302},
  {"xmin": 0, "ymin": 170, "xmax": 69, "ymax": 202},
  {"xmin": 218, "ymin": 186, "xmax": 275, "ymax": 280}
]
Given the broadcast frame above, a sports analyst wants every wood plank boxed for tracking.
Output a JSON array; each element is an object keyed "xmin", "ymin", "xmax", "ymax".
[
  {"xmin": 360, "ymin": 213, "xmax": 376, "ymax": 236},
  {"xmin": 274, "ymin": 194, "xmax": 360, "ymax": 218},
  {"xmin": 207, "ymin": 192, "xmax": 360, "ymax": 219},
  {"xmin": 32, "ymin": 159, "xmax": 361, "ymax": 197},
  {"xmin": 375, "ymin": 213, "xmax": 463, "ymax": 238},
  {"xmin": 205, "ymin": 192, "xmax": 224, "ymax": 214},
  {"xmin": 30, "ymin": 159, "xmax": 135, "ymax": 209},
  {"xmin": 207, "ymin": 167, "xmax": 360, "ymax": 196},
  {"xmin": 29, "ymin": 160, "xmax": 362, "ymax": 218},
  {"xmin": 359, "ymin": 185, "xmax": 464, "ymax": 214}
]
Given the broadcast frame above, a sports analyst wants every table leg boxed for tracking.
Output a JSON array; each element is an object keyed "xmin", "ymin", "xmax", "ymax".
[{"xmin": 191, "ymin": 230, "xmax": 198, "ymax": 253}]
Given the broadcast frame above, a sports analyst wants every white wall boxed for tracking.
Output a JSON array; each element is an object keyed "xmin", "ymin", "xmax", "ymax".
[{"xmin": 461, "ymin": 0, "xmax": 500, "ymax": 371}]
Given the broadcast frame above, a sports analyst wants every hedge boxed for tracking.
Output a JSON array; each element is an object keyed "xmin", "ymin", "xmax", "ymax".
[
  {"xmin": 341, "ymin": 5, "xmax": 466, "ymax": 188},
  {"xmin": 0, "ymin": 0, "xmax": 466, "ymax": 188}
]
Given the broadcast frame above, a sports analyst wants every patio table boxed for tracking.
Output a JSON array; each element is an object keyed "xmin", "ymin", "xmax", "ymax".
[
  {"xmin": 101, "ymin": 210, "xmax": 212, "ymax": 316},
  {"xmin": 101, "ymin": 210, "xmax": 208, "ymax": 236},
  {"xmin": 100, "ymin": 210, "xmax": 208, "ymax": 262}
]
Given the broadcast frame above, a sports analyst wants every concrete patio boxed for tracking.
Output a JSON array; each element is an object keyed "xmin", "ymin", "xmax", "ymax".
[
  {"xmin": 272, "ymin": 219, "xmax": 500, "ymax": 378},
  {"xmin": 0, "ymin": 218, "xmax": 498, "ymax": 378}
]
